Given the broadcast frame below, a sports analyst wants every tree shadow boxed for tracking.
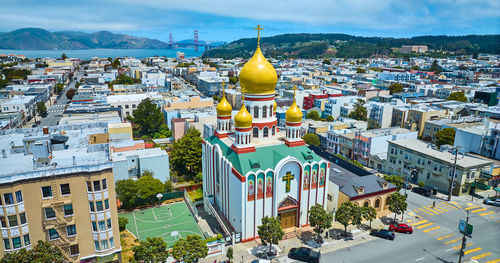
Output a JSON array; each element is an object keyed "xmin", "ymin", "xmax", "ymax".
[{"xmin": 379, "ymin": 216, "xmax": 394, "ymax": 226}]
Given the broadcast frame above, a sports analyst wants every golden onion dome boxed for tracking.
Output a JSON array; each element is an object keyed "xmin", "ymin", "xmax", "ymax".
[
  {"xmin": 273, "ymin": 100, "xmax": 277, "ymax": 112},
  {"xmin": 216, "ymin": 96, "xmax": 232, "ymax": 116},
  {"xmin": 285, "ymin": 100, "xmax": 302, "ymax": 123},
  {"xmin": 239, "ymin": 46, "xmax": 278, "ymax": 95},
  {"xmin": 234, "ymin": 105, "xmax": 252, "ymax": 128}
]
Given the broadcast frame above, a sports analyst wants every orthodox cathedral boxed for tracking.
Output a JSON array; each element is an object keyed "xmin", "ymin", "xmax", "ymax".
[{"xmin": 202, "ymin": 26, "xmax": 329, "ymax": 242}]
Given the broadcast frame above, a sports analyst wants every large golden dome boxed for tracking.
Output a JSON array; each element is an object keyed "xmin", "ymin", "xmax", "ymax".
[
  {"xmin": 234, "ymin": 105, "xmax": 252, "ymax": 128},
  {"xmin": 285, "ymin": 100, "xmax": 302, "ymax": 123},
  {"xmin": 239, "ymin": 46, "xmax": 278, "ymax": 95},
  {"xmin": 216, "ymin": 96, "xmax": 232, "ymax": 116}
]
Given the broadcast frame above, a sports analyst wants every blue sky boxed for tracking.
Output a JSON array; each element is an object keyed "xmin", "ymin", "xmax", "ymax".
[{"xmin": 1, "ymin": 0, "xmax": 499, "ymax": 42}]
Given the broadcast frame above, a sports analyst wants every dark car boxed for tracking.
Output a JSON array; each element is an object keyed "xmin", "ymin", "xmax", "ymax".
[
  {"xmin": 403, "ymin": 182, "xmax": 413, "ymax": 190},
  {"xmin": 389, "ymin": 223, "xmax": 413, "ymax": 234},
  {"xmin": 288, "ymin": 247, "xmax": 321, "ymax": 263},
  {"xmin": 483, "ymin": 198, "xmax": 500, "ymax": 207},
  {"xmin": 412, "ymin": 186, "xmax": 432, "ymax": 197},
  {"xmin": 370, "ymin": 229, "xmax": 395, "ymax": 240}
]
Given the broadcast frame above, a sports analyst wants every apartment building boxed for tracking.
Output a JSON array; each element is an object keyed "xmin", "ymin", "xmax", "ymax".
[
  {"xmin": 0, "ymin": 123, "xmax": 121, "ymax": 262},
  {"xmin": 387, "ymin": 139, "xmax": 492, "ymax": 196},
  {"xmin": 405, "ymin": 107, "xmax": 448, "ymax": 136}
]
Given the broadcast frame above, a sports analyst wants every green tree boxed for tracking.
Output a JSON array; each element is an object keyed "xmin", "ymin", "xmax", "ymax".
[
  {"xmin": 368, "ymin": 119, "xmax": 380, "ymax": 130},
  {"xmin": 170, "ymin": 127, "xmax": 203, "ymax": 177},
  {"xmin": 0, "ymin": 240, "xmax": 65, "ymax": 263},
  {"xmin": 127, "ymin": 98, "xmax": 165, "ymax": 137},
  {"xmin": 229, "ymin": 76, "xmax": 238, "ymax": 85},
  {"xmin": 133, "ymin": 237, "xmax": 169, "ymax": 263},
  {"xmin": 411, "ymin": 65, "xmax": 421, "ymax": 70},
  {"xmin": 66, "ymin": 88, "xmax": 76, "ymax": 100},
  {"xmin": 136, "ymin": 172, "xmax": 165, "ymax": 205},
  {"xmin": 118, "ymin": 217, "xmax": 128, "ymax": 231},
  {"xmin": 429, "ymin": 60, "xmax": 442, "ymax": 74},
  {"xmin": 115, "ymin": 179, "xmax": 138, "ymax": 209},
  {"xmin": 348, "ymin": 160, "xmax": 364, "ymax": 168},
  {"xmin": 322, "ymin": 59, "xmax": 331, "ymax": 65},
  {"xmin": 356, "ymin": 68, "xmax": 366, "ymax": 73},
  {"xmin": 171, "ymin": 235, "xmax": 208, "ymax": 263},
  {"xmin": 111, "ymin": 58, "xmax": 121, "ymax": 69},
  {"xmin": 306, "ymin": 110, "xmax": 320, "ymax": 121},
  {"xmin": 165, "ymin": 180, "xmax": 174, "ymax": 192},
  {"xmin": 387, "ymin": 192, "xmax": 408, "ymax": 222},
  {"xmin": 435, "ymin": 128, "xmax": 456, "ymax": 148},
  {"xmin": 361, "ymin": 206, "xmax": 377, "ymax": 228},
  {"xmin": 326, "ymin": 115, "xmax": 334, "ymax": 122},
  {"xmin": 446, "ymin": 91, "xmax": 467, "ymax": 102},
  {"xmin": 61, "ymin": 53, "xmax": 67, "ymax": 60},
  {"xmin": 308, "ymin": 204, "xmax": 333, "ymax": 242},
  {"xmin": 383, "ymin": 174, "xmax": 404, "ymax": 191},
  {"xmin": 257, "ymin": 216, "xmax": 284, "ymax": 254},
  {"xmin": 348, "ymin": 99, "xmax": 367, "ymax": 121},
  {"xmin": 226, "ymin": 247, "xmax": 233, "ymax": 263},
  {"xmin": 36, "ymin": 102, "xmax": 47, "ymax": 115},
  {"xmin": 54, "ymin": 83, "xmax": 64, "ymax": 94},
  {"xmin": 335, "ymin": 201, "xmax": 359, "ymax": 237},
  {"xmin": 388, "ymin": 83, "xmax": 404, "ymax": 94},
  {"xmin": 302, "ymin": 133, "xmax": 320, "ymax": 146}
]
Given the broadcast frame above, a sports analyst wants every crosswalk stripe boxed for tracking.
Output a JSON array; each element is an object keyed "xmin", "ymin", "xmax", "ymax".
[
  {"xmin": 417, "ymin": 222, "xmax": 434, "ymax": 229},
  {"xmin": 417, "ymin": 208, "xmax": 433, "ymax": 215},
  {"xmin": 470, "ymin": 208, "xmax": 487, "ymax": 213},
  {"xmin": 465, "ymin": 205, "xmax": 481, "ymax": 210},
  {"xmin": 441, "ymin": 202, "xmax": 457, "ymax": 209},
  {"xmin": 485, "ymin": 258, "xmax": 500, "ymax": 263},
  {"xmin": 467, "ymin": 203, "xmax": 474, "ymax": 206},
  {"xmin": 423, "ymin": 226, "xmax": 440, "ymax": 232},
  {"xmin": 464, "ymin": 247, "xmax": 482, "ymax": 255},
  {"xmin": 429, "ymin": 206, "xmax": 446, "ymax": 213},
  {"xmin": 436, "ymin": 204, "xmax": 449, "ymax": 211},
  {"xmin": 471, "ymin": 253, "xmax": 492, "ymax": 260},
  {"xmin": 437, "ymin": 234, "xmax": 454, "ymax": 240},
  {"xmin": 479, "ymin": 211, "xmax": 495, "ymax": 216},
  {"xmin": 450, "ymin": 201, "xmax": 462, "ymax": 208},
  {"xmin": 408, "ymin": 212, "xmax": 415, "ymax": 216},
  {"xmin": 445, "ymin": 238, "xmax": 461, "ymax": 244},
  {"xmin": 423, "ymin": 207, "xmax": 440, "ymax": 214},
  {"xmin": 412, "ymin": 220, "xmax": 429, "ymax": 226},
  {"xmin": 453, "ymin": 243, "xmax": 472, "ymax": 250}
]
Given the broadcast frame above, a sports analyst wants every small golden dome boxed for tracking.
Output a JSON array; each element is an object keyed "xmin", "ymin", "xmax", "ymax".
[
  {"xmin": 286, "ymin": 100, "xmax": 302, "ymax": 123},
  {"xmin": 273, "ymin": 100, "xmax": 277, "ymax": 112},
  {"xmin": 216, "ymin": 96, "xmax": 232, "ymax": 116},
  {"xmin": 239, "ymin": 46, "xmax": 278, "ymax": 95},
  {"xmin": 234, "ymin": 105, "xmax": 252, "ymax": 128}
]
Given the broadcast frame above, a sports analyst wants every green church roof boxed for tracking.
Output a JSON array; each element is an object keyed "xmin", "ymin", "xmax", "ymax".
[{"xmin": 206, "ymin": 136, "xmax": 323, "ymax": 176}]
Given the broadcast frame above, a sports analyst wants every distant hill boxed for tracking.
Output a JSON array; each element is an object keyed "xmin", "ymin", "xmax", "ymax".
[
  {"xmin": 0, "ymin": 28, "xmax": 175, "ymax": 50},
  {"xmin": 203, "ymin": 33, "xmax": 500, "ymax": 59}
]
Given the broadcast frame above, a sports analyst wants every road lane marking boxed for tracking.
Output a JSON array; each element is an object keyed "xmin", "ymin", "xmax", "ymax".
[
  {"xmin": 470, "ymin": 208, "xmax": 487, "ymax": 213},
  {"xmin": 465, "ymin": 205, "xmax": 481, "ymax": 210},
  {"xmin": 436, "ymin": 204, "xmax": 449, "ymax": 211},
  {"xmin": 423, "ymin": 226, "xmax": 441, "ymax": 232},
  {"xmin": 464, "ymin": 247, "xmax": 482, "ymax": 255},
  {"xmin": 416, "ymin": 257, "xmax": 426, "ymax": 261},
  {"xmin": 429, "ymin": 206, "xmax": 446, "ymax": 213},
  {"xmin": 446, "ymin": 248, "xmax": 455, "ymax": 252},
  {"xmin": 417, "ymin": 208, "xmax": 433, "ymax": 215},
  {"xmin": 408, "ymin": 212, "xmax": 415, "ymax": 216},
  {"xmin": 453, "ymin": 243, "xmax": 471, "ymax": 250},
  {"xmin": 467, "ymin": 203, "xmax": 474, "ymax": 206},
  {"xmin": 440, "ymin": 202, "xmax": 457, "ymax": 209},
  {"xmin": 412, "ymin": 220, "xmax": 429, "ymax": 226},
  {"xmin": 445, "ymin": 238, "xmax": 460, "ymax": 244},
  {"xmin": 437, "ymin": 234, "xmax": 454, "ymax": 240},
  {"xmin": 485, "ymin": 259, "xmax": 500, "ymax": 263},
  {"xmin": 479, "ymin": 211, "xmax": 495, "ymax": 216},
  {"xmin": 450, "ymin": 201, "xmax": 462, "ymax": 208},
  {"xmin": 417, "ymin": 222, "xmax": 434, "ymax": 229},
  {"xmin": 471, "ymin": 253, "xmax": 492, "ymax": 260},
  {"xmin": 423, "ymin": 207, "xmax": 440, "ymax": 214}
]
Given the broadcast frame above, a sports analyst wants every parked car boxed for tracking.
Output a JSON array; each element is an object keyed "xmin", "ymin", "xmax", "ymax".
[
  {"xmin": 403, "ymin": 182, "xmax": 413, "ymax": 190},
  {"xmin": 370, "ymin": 229, "xmax": 395, "ymax": 240},
  {"xmin": 483, "ymin": 198, "xmax": 500, "ymax": 207},
  {"xmin": 412, "ymin": 186, "xmax": 432, "ymax": 197},
  {"xmin": 389, "ymin": 223, "xmax": 413, "ymax": 234},
  {"xmin": 288, "ymin": 247, "xmax": 321, "ymax": 263}
]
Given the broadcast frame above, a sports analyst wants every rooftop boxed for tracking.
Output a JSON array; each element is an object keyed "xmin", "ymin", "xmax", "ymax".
[{"xmin": 331, "ymin": 174, "xmax": 396, "ymax": 198}]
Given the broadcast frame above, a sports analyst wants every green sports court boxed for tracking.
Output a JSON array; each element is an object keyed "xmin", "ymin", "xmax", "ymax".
[{"xmin": 120, "ymin": 201, "xmax": 204, "ymax": 247}]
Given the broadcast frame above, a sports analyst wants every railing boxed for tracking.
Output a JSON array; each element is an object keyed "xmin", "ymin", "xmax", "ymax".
[{"xmin": 205, "ymin": 200, "xmax": 232, "ymax": 238}]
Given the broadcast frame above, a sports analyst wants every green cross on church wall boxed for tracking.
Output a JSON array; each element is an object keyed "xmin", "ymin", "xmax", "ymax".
[{"xmin": 282, "ymin": 171, "xmax": 294, "ymax": 193}]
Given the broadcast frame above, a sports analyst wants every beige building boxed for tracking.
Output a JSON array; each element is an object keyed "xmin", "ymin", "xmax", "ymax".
[
  {"xmin": 163, "ymin": 96, "xmax": 214, "ymax": 111},
  {"xmin": 0, "ymin": 123, "xmax": 121, "ymax": 262},
  {"xmin": 401, "ymin": 45, "xmax": 428, "ymax": 53},
  {"xmin": 405, "ymin": 107, "xmax": 448, "ymax": 136}
]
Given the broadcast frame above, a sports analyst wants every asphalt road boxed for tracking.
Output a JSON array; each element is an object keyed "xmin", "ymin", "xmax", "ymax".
[{"xmin": 298, "ymin": 191, "xmax": 500, "ymax": 263}]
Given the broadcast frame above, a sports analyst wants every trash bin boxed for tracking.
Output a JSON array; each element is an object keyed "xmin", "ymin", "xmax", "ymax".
[{"xmin": 432, "ymin": 187, "xmax": 437, "ymax": 195}]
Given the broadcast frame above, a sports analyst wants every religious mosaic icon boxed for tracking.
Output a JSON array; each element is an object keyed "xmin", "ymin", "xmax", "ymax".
[{"xmin": 283, "ymin": 171, "xmax": 294, "ymax": 193}]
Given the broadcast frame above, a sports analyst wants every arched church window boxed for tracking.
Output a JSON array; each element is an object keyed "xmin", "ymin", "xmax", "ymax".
[
  {"xmin": 254, "ymin": 106, "xmax": 259, "ymax": 118},
  {"xmin": 262, "ymin": 106, "xmax": 267, "ymax": 118},
  {"xmin": 363, "ymin": 201, "xmax": 369, "ymax": 207},
  {"xmin": 272, "ymin": 126, "xmax": 275, "ymax": 136},
  {"xmin": 375, "ymin": 199, "xmax": 381, "ymax": 208},
  {"xmin": 253, "ymin": 127, "xmax": 259, "ymax": 138},
  {"xmin": 269, "ymin": 104, "xmax": 273, "ymax": 116},
  {"xmin": 263, "ymin": 127, "xmax": 269, "ymax": 137}
]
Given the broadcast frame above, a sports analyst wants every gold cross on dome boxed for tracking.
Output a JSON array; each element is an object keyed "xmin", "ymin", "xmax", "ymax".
[
  {"xmin": 292, "ymin": 85, "xmax": 297, "ymax": 99},
  {"xmin": 221, "ymin": 81, "xmax": 227, "ymax": 95},
  {"xmin": 254, "ymin": 25, "xmax": 264, "ymax": 45}
]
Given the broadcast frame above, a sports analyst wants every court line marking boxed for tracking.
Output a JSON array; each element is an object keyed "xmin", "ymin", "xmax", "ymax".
[
  {"xmin": 423, "ymin": 226, "xmax": 440, "ymax": 232},
  {"xmin": 152, "ymin": 206, "xmax": 157, "ymax": 221},
  {"xmin": 133, "ymin": 210, "xmax": 140, "ymax": 240},
  {"xmin": 438, "ymin": 233, "xmax": 454, "ymax": 240}
]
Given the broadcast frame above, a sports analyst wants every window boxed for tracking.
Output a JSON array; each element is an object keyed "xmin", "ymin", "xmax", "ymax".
[
  {"xmin": 19, "ymin": 213, "xmax": 26, "ymax": 225},
  {"xmin": 3, "ymin": 239, "xmax": 10, "ymax": 250},
  {"xmin": 41, "ymin": 186, "xmax": 53, "ymax": 198},
  {"xmin": 272, "ymin": 126, "xmax": 275, "ymax": 136},
  {"xmin": 253, "ymin": 127, "xmax": 259, "ymax": 138},
  {"xmin": 109, "ymin": 237, "xmax": 114, "ymax": 248},
  {"xmin": 107, "ymin": 219, "xmax": 112, "ymax": 229},
  {"xmin": 63, "ymin": 204, "xmax": 74, "ymax": 216},
  {"xmin": 8, "ymin": 215, "xmax": 18, "ymax": 227},
  {"xmin": 125, "ymin": 104, "xmax": 129, "ymax": 109},
  {"xmin": 102, "ymin": 179, "xmax": 107, "ymax": 190},
  {"xmin": 104, "ymin": 199, "xmax": 109, "ymax": 210},
  {"xmin": 327, "ymin": 194, "xmax": 332, "ymax": 201},
  {"xmin": 0, "ymin": 217, "xmax": 6, "ymax": 228},
  {"xmin": 23, "ymin": 234, "xmax": 30, "ymax": 246},
  {"xmin": 94, "ymin": 240, "xmax": 100, "ymax": 251},
  {"xmin": 363, "ymin": 201, "xmax": 369, "ymax": 207},
  {"xmin": 92, "ymin": 222, "xmax": 98, "ymax": 232},
  {"xmin": 48, "ymin": 229, "xmax": 59, "ymax": 240},
  {"xmin": 60, "ymin": 184, "xmax": 71, "ymax": 195},
  {"xmin": 96, "ymin": 201, "xmax": 103, "ymax": 211},
  {"xmin": 262, "ymin": 106, "xmax": 267, "ymax": 118},
  {"xmin": 67, "ymin": 225, "xmax": 77, "ymax": 236},
  {"xmin": 12, "ymin": 237, "xmax": 21, "ymax": 249},
  {"xmin": 263, "ymin": 127, "xmax": 269, "ymax": 137},
  {"xmin": 3, "ymin": 193, "xmax": 14, "ymax": 205},
  {"xmin": 132, "ymin": 104, "xmax": 136, "ymax": 108},
  {"xmin": 15, "ymin": 191, "xmax": 23, "ymax": 203},
  {"xmin": 89, "ymin": 201, "xmax": 95, "ymax": 212},
  {"xmin": 87, "ymin": 181, "xmax": 92, "ymax": 192},
  {"xmin": 93, "ymin": 180, "xmax": 101, "ymax": 191},
  {"xmin": 98, "ymin": 221, "xmax": 106, "ymax": 231},
  {"xmin": 253, "ymin": 106, "xmax": 259, "ymax": 118},
  {"xmin": 45, "ymin": 208, "xmax": 56, "ymax": 220},
  {"xmin": 69, "ymin": 244, "xmax": 79, "ymax": 256},
  {"xmin": 101, "ymin": 240, "xmax": 109, "ymax": 250},
  {"xmin": 375, "ymin": 199, "xmax": 381, "ymax": 208}
]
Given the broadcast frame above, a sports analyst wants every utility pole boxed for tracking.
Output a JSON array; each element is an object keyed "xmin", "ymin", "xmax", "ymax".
[
  {"xmin": 458, "ymin": 210, "xmax": 470, "ymax": 263},
  {"xmin": 448, "ymin": 147, "xmax": 459, "ymax": 201}
]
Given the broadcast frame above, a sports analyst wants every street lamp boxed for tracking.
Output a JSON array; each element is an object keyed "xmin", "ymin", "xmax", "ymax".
[{"xmin": 448, "ymin": 146, "xmax": 461, "ymax": 201}]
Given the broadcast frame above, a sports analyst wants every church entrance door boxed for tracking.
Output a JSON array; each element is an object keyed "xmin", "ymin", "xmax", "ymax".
[{"xmin": 279, "ymin": 209, "xmax": 297, "ymax": 229}]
